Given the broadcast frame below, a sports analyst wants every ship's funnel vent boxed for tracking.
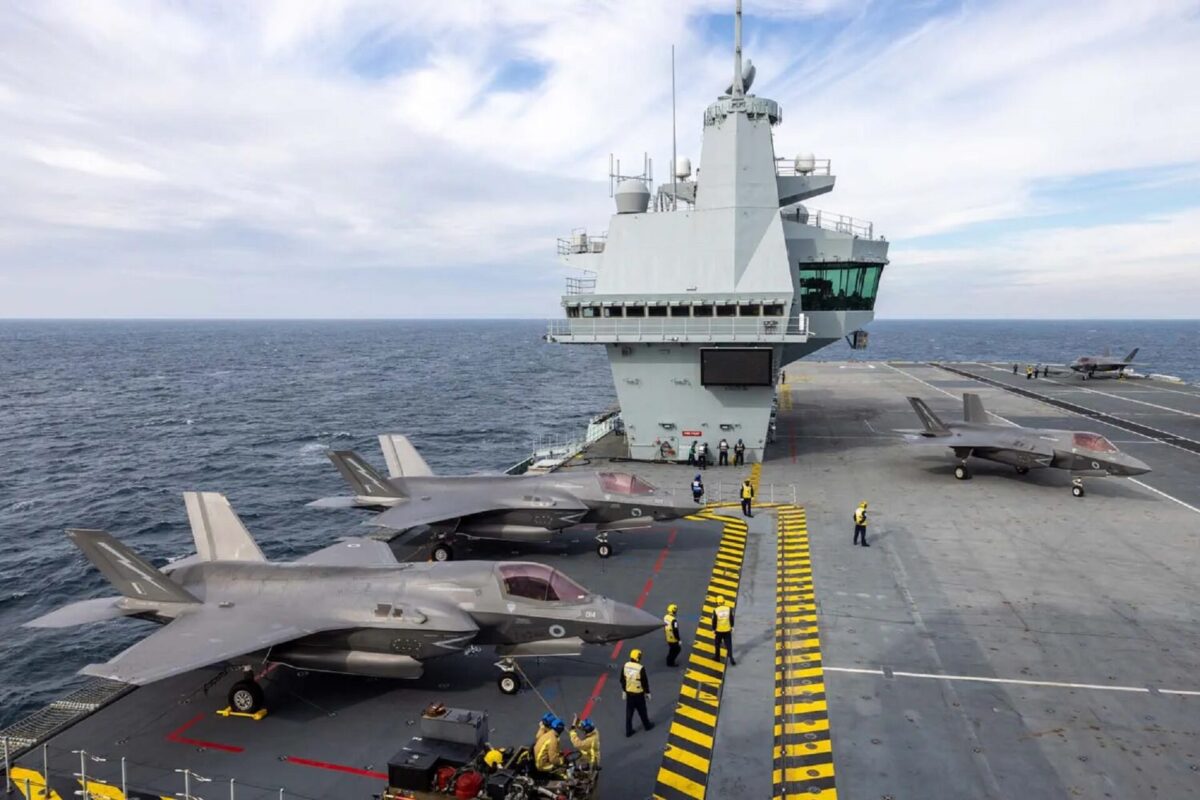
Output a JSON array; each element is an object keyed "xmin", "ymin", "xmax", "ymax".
[{"xmin": 614, "ymin": 179, "xmax": 650, "ymax": 214}]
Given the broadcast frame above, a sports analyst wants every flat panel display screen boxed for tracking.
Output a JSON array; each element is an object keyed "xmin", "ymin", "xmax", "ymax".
[{"xmin": 700, "ymin": 348, "xmax": 773, "ymax": 386}]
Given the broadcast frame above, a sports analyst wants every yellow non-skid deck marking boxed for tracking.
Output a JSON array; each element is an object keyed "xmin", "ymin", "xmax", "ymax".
[
  {"xmin": 774, "ymin": 505, "xmax": 838, "ymax": 799},
  {"xmin": 653, "ymin": 509, "xmax": 750, "ymax": 800}
]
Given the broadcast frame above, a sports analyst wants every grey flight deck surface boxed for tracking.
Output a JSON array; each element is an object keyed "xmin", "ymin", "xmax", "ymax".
[{"xmin": 8, "ymin": 361, "xmax": 1200, "ymax": 799}]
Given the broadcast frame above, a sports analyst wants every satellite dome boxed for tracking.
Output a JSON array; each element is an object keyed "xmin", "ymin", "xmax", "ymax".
[
  {"xmin": 614, "ymin": 179, "xmax": 650, "ymax": 214},
  {"xmin": 794, "ymin": 153, "xmax": 816, "ymax": 174}
]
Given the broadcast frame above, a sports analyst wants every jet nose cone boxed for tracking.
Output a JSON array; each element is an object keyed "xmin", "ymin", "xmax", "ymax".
[
  {"xmin": 1122, "ymin": 455, "xmax": 1152, "ymax": 476},
  {"xmin": 599, "ymin": 602, "xmax": 661, "ymax": 642}
]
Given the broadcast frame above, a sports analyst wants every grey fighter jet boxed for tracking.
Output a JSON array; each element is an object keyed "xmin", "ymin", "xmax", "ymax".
[
  {"xmin": 24, "ymin": 492, "xmax": 661, "ymax": 711},
  {"xmin": 1066, "ymin": 348, "xmax": 1141, "ymax": 379},
  {"xmin": 313, "ymin": 434, "xmax": 697, "ymax": 559},
  {"xmin": 903, "ymin": 393, "xmax": 1151, "ymax": 496}
]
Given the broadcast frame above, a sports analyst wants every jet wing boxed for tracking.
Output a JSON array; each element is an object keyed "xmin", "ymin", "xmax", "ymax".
[
  {"xmin": 295, "ymin": 537, "xmax": 398, "ymax": 566},
  {"xmin": 368, "ymin": 492, "xmax": 587, "ymax": 532},
  {"xmin": 80, "ymin": 604, "xmax": 354, "ymax": 685}
]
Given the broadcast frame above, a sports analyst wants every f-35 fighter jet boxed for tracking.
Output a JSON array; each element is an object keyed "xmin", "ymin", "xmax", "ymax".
[
  {"xmin": 903, "ymin": 393, "xmax": 1151, "ymax": 496},
  {"xmin": 25, "ymin": 492, "xmax": 661, "ymax": 711},
  {"xmin": 313, "ymin": 434, "xmax": 696, "ymax": 559},
  {"xmin": 1066, "ymin": 347, "xmax": 1142, "ymax": 379}
]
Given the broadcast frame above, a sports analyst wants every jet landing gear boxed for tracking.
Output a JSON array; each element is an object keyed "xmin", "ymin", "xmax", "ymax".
[
  {"xmin": 228, "ymin": 670, "xmax": 265, "ymax": 714},
  {"xmin": 1071, "ymin": 478, "xmax": 1086, "ymax": 498},
  {"xmin": 954, "ymin": 463, "xmax": 972, "ymax": 480},
  {"xmin": 495, "ymin": 658, "xmax": 522, "ymax": 695},
  {"xmin": 595, "ymin": 532, "xmax": 613, "ymax": 559},
  {"xmin": 431, "ymin": 532, "xmax": 457, "ymax": 562}
]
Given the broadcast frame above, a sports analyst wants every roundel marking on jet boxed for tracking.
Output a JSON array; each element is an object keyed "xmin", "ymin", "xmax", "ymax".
[
  {"xmin": 631, "ymin": 508, "xmax": 642, "ymax": 517},
  {"xmin": 549, "ymin": 624, "xmax": 566, "ymax": 638}
]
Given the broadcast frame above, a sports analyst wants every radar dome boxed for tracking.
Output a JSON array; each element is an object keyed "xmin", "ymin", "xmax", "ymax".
[
  {"xmin": 674, "ymin": 157, "xmax": 692, "ymax": 179},
  {"xmin": 794, "ymin": 153, "xmax": 815, "ymax": 174},
  {"xmin": 614, "ymin": 179, "xmax": 650, "ymax": 214}
]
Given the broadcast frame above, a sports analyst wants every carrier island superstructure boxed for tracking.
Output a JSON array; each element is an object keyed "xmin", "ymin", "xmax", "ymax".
[{"xmin": 547, "ymin": 5, "xmax": 889, "ymax": 462}]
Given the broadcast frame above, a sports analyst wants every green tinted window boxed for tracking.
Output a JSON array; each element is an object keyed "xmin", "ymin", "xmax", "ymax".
[{"xmin": 798, "ymin": 265, "xmax": 884, "ymax": 310}]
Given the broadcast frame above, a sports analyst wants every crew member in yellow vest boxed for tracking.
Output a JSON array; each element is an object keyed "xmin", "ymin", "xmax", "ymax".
[
  {"xmin": 711, "ymin": 596, "xmax": 737, "ymax": 666},
  {"xmin": 569, "ymin": 716, "xmax": 600, "ymax": 770},
  {"xmin": 534, "ymin": 715, "xmax": 565, "ymax": 776},
  {"xmin": 663, "ymin": 602, "xmax": 681, "ymax": 667},
  {"xmin": 853, "ymin": 501, "xmax": 869, "ymax": 547},
  {"xmin": 740, "ymin": 479, "xmax": 755, "ymax": 518},
  {"xmin": 620, "ymin": 649, "xmax": 654, "ymax": 737}
]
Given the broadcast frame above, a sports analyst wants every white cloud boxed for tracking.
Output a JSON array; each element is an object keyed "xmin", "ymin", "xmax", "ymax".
[{"xmin": 0, "ymin": 0, "xmax": 1197, "ymax": 317}]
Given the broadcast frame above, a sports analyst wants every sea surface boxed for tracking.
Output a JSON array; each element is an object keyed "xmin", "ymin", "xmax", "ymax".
[{"xmin": 1, "ymin": 318, "xmax": 1197, "ymax": 726}]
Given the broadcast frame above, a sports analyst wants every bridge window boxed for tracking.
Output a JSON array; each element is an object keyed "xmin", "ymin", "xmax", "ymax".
[
  {"xmin": 581, "ymin": 307, "xmax": 599, "ymax": 318},
  {"xmin": 798, "ymin": 265, "xmax": 883, "ymax": 311},
  {"xmin": 716, "ymin": 305, "xmax": 736, "ymax": 317},
  {"xmin": 566, "ymin": 306, "xmax": 581, "ymax": 318},
  {"xmin": 603, "ymin": 306, "xmax": 624, "ymax": 317},
  {"xmin": 739, "ymin": 304, "xmax": 761, "ymax": 316},
  {"xmin": 693, "ymin": 305, "xmax": 713, "ymax": 317},
  {"xmin": 670, "ymin": 306, "xmax": 689, "ymax": 317},
  {"xmin": 625, "ymin": 305, "xmax": 645, "ymax": 317},
  {"xmin": 763, "ymin": 304, "xmax": 785, "ymax": 316},
  {"xmin": 648, "ymin": 306, "xmax": 667, "ymax": 317}
]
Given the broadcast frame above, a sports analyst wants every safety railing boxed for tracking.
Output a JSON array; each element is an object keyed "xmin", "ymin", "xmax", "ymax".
[
  {"xmin": 557, "ymin": 230, "xmax": 608, "ymax": 256},
  {"xmin": 782, "ymin": 207, "xmax": 877, "ymax": 240},
  {"xmin": 775, "ymin": 157, "xmax": 832, "ymax": 177},
  {"xmin": 547, "ymin": 315, "xmax": 808, "ymax": 342},
  {"xmin": 702, "ymin": 482, "xmax": 797, "ymax": 506},
  {"xmin": 564, "ymin": 276, "xmax": 596, "ymax": 295}
]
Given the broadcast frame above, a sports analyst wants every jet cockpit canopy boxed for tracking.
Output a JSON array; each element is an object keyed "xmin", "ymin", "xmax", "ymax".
[
  {"xmin": 498, "ymin": 563, "xmax": 590, "ymax": 603},
  {"xmin": 597, "ymin": 472, "xmax": 658, "ymax": 496},
  {"xmin": 1073, "ymin": 432, "xmax": 1118, "ymax": 453}
]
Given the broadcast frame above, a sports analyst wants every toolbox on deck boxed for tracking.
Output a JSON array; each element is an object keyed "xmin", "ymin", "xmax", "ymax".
[{"xmin": 420, "ymin": 706, "xmax": 489, "ymax": 747}]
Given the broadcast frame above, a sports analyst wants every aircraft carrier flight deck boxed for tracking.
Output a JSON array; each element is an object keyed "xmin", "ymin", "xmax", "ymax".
[{"xmin": 4, "ymin": 360, "xmax": 1199, "ymax": 800}]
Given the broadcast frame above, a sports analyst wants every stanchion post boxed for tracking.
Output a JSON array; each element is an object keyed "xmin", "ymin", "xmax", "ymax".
[{"xmin": 120, "ymin": 757, "xmax": 127, "ymax": 798}]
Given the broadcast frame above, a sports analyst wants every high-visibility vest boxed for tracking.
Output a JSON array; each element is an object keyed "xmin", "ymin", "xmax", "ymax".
[
  {"xmin": 534, "ymin": 730, "xmax": 562, "ymax": 771},
  {"xmin": 720, "ymin": 441, "xmax": 728, "ymax": 451},
  {"xmin": 692, "ymin": 480, "xmax": 703, "ymax": 493},
  {"xmin": 623, "ymin": 661, "xmax": 645, "ymax": 694},
  {"xmin": 714, "ymin": 605, "xmax": 732, "ymax": 633},
  {"xmin": 740, "ymin": 483, "xmax": 754, "ymax": 500},
  {"xmin": 664, "ymin": 613, "xmax": 679, "ymax": 643},
  {"xmin": 854, "ymin": 506, "xmax": 867, "ymax": 526},
  {"xmin": 569, "ymin": 729, "xmax": 600, "ymax": 767}
]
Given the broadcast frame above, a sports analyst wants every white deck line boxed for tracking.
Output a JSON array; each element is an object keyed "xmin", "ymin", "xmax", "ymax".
[{"xmin": 824, "ymin": 666, "xmax": 1200, "ymax": 697}]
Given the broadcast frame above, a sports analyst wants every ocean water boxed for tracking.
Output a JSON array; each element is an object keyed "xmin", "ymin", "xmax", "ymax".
[{"xmin": 1, "ymin": 318, "xmax": 1196, "ymax": 726}]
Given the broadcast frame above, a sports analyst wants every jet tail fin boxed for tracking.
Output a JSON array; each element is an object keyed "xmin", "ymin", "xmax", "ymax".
[
  {"xmin": 963, "ymin": 393, "xmax": 988, "ymax": 424},
  {"xmin": 184, "ymin": 492, "xmax": 266, "ymax": 563},
  {"xmin": 379, "ymin": 434, "xmax": 434, "ymax": 478},
  {"xmin": 907, "ymin": 397, "xmax": 950, "ymax": 435},
  {"xmin": 67, "ymin": 529, "xmax": 198, "ymax": 604},
  {"xmin": 1124, "ymin": 347, "xmax": 1139, "ymax": 363},
  {"xmin": 328, "ymin": 450, "xmax": 407, "ymax": 500}
]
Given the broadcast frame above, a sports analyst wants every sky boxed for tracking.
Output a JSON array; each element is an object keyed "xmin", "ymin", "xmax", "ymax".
[{"xmin": 0, "ymin": 0, "xmax": 1198, "ymax": 319}]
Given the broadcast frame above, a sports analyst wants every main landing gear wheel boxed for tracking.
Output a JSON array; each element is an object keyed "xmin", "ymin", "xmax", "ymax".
[
  {"xmin": 432, "ymin": 542, "xmax": 455, "ymax": 562},
  {"xmin": 954, "ymin": 464, "xmax": 972, "ymax": 480},
  {"xmin": 228, "ymin": 679, "xmax": 264, "ymax": 714},
  {"xmin": 1072, "ymin": 483, "xmax": 1086, "ymax": 498},
  {"xmin": 1015, "ymin": 466, "xmax": 1030, "ymax": 475},
  {"xmin": 497, "ymin": 673, "xmax": 521, "ymax": 695}
]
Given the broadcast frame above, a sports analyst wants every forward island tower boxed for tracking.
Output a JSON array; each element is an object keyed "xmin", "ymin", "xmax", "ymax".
[{"xmin": 548, "ymin": 1, "xmax": 889, "ymax": 462}]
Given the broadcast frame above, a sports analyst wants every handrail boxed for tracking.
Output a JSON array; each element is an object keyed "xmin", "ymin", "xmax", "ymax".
[
  {"xmin": 775, "ymin": 157, "xmax": 832, "ymax": 177},
  {"xmin": 782, "ymin": 207, "xmax": 877, "ymax": 240},
  {"xmin": 548, "ymin": 315, "xmax": 808, "ymax": 340}
]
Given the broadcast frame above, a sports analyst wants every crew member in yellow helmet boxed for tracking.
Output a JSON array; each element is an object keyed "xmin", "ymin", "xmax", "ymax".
[
  {"xmin": 853, "ymin": 500, "xmax": 870, "ymax": 547},
  {"xmin": 664, "ymin": 602, "xmax": 682, "ymax": 667},
  {"xmin": 712, "ymin": 596, "xmax": 737, "ymax": 666},
  {"xmin": 620, "ymin": 648, "xmax": 654, "ymax": 737}
]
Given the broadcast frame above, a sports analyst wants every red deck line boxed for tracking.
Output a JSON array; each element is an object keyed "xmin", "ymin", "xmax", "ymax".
[
  {"xmin": 578, "ymin": 672, "xmax": 609, "ymax": 720},
  {"xmin": 285, "ymin": 756, "xmax": 388, "ymax": 780},
  {"xmin": 166, "ymin": 713, "xmax": 245, "ymax": 753}
]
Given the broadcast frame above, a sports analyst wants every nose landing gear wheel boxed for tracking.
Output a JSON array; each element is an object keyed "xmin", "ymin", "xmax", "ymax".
[
  {"xmin": 432, "ymin": 543, "xmax": 454, "ymax": 562},
  {"xmin": 1072, "ymin": 483, "xmax": 1086, "ymax": 498},
  {"xmin": 498, "ymin": 673, "xmax": 521, "ymax": 695},
  {"xmin": 954, "ymin": 464, "xmax": 971, "ymax": 480},
  {"xmin": 229, "ymin": 679, "xmax": 264, "ymax": 714},
  {"xmin": 597, "ymin": 541, "xmax": 612, "ymax": 558}
]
